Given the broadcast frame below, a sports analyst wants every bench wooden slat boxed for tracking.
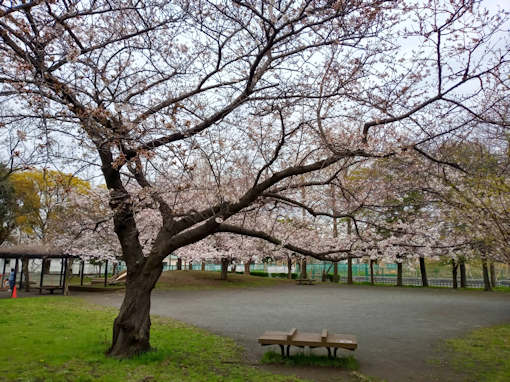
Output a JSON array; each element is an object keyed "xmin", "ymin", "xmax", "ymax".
[
  {"xmin": 326, "ymin": 333, "xmax": 358, "ymax": 350},
  {"xmin": 291, "ymin": 332, "xmax": 322, "ymax": 346},
  {"xmin": 287, "ymin": 328, "xmax": 297, "ymax": 341},
  {"xmin": 321, "ymin": 329, "xmax": 328, "ymax": 342},
  {"xmin": 258, "ymin": 331, "xmax": 289, "ymax": 345}
]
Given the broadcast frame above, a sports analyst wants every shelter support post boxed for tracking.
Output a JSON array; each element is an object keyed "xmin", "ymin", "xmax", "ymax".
[
  {"xmin": 104, "ymin": 260, "xmax": 108, "ymax": 287},
  {"xmin": 59, "ymin": 258, "xmax": 64, "ymax": 287},
  {"xmin": 14, "ymin": 258, "xmax": 19, "ymax": 289},
  {"xmin": 80, "ymin": 260, "xmax": 85, "ymax": 286},
  {"xmin": 2, "ymin": 259, "xmax": 6, "ymax": 283},
  {"xmin": 62, "ymin": 258, "xmax": 68, "ymax": 295},
  {"xmin": 19, "ymin": 258, "xmax": 23, "ymax": 289},
  {"xmin": 39, "ymin": 259, "xmax": 44, "ymax": 294}
]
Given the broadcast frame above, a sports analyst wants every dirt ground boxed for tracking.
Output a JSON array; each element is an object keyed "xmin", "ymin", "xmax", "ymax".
[{"xmin": 75, "ymin": 283, "xmax": 509, "ymax": 381}]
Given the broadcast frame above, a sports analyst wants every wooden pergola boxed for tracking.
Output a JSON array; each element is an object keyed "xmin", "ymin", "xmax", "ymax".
[{"xmin": 0, "ymin": 245, "xmax": 77, "ymax": 294}]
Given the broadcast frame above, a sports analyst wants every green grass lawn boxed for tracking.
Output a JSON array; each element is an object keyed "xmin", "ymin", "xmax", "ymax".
[
  {"xmin": 444, "ymin": 323, "xmax": 510, "ymax": 382},
  {"xmin": 0, "ymin": 297, "xmax": 304, "ymax": 382}
]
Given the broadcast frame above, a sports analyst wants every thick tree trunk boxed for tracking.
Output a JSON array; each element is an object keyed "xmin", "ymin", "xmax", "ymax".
[
  {"xmin": 201, "ymin": 261, "xmax": 206, "ymax": 271},
  {"xmin": 301, "ymin": 258, "xmax": 307, "ymax": 279},
  {"xmin": 107, "ymin": 263, "xmax": 162, "ymax": 357},
  {"xmin": 482, "ymin": 258, "xmax": 492, "ymax": 291},
  {"xmin": 490, "ymin": 262, "xmax": 496, "ymax": 288},
  {"xmin": 333, "ymin": 261, "xmax": 339, "ymax": 283},
  {"xmin": 220, "ymin": 258, "xmax": 229, "ymax": 280},
  {"xmin": 347, "ymin": 257, "xmax": 353, "ymax": 284},
  {"xmin": 419, "ymin": 257, "xmax": 428, "ymax": 287},
  {"xmin": 452, "ymin": 259, "xmax": 458, "ymax": 289},
  {"xmin": 244, "ymin": 260, "xmax": 251, "ymax": 274},
  {"xmin": 43, "ymin": 259, "xmax": 51, "ymax": 274},
  {"xmin": 22, "ymin": 258, "xmax": 30, "ymax": 292},
  {"xmin": 396, "ymin": 262, "xmax": 402, "ymax": 287},
  {"xmin": 176, "ymin": 258, "xmax": 182, "ymax": 270},
  {"xmin": 459, "ymin": 259, "xmax": 467, "ymax": 288},
  {"xmin": 369, "ymin": 259, "xmax": 375, "ymax": 285},
  {"xmin": 287, "ymin": 257, "xmax": 292, "ymax": 279},
  {"xmin": 188, "ymin": 261, "xmax": 193, "ymax": 271}
]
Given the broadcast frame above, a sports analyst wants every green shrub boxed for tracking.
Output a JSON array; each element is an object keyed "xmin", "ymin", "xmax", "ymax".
[
  {"xmin": 326, "ymin": 274, "xmax": 340, "ymax": 282},
  {"xmin": 250, "ymin": 271, "xmax": 269, "ymax": 277}
]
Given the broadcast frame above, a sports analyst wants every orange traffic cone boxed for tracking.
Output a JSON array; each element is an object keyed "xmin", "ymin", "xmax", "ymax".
[{"xmin": 11, "ymin": 285, "xmax": 17, "ymax": 298}]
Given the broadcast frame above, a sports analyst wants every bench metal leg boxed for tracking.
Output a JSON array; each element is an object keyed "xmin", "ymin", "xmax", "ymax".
[
  {"xmin": 327, "ymin": 347, "xmax": 332, "ymax": 358},
  {"xmin": 334, "ymin": 348, "xmax": 338, "ymax": 358},
  {"xmin": 279, "ymin": 344, "xmax": 284, "ymax": 357},
  {"xmin": 286, "ymin": 345, "xmax": 290, "ymax": 357}
]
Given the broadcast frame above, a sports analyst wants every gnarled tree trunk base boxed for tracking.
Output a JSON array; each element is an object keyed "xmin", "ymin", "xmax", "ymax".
[{"xmin": 107, "ymin": 263, "xmax": 162, "ymax": 358}]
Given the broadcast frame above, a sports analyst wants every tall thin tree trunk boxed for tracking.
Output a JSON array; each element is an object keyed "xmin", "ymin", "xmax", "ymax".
[
  {"xmin": 482, "ymin": 258, "xmax": 492, "ymax": 291},
  {"xmin": 301, "ymin": 258, "xmax": 307, "ymax": 279},
  {"xmin": 333, "ymin": 261, "xmax": 339, "ymax": 283},
  {"xmin": 98, "ymin": 263, "xmax": 102, "ymax": 277},
  {"xmin": 107, "ymin": 262, "xmax": 163, "ymax": 357},
  {"xmin": 347, "ymin": 257, "xmax": 353, "ymax": 284},
  {"xmin": 370, "ymin": 259, "xmax": 375, "ymax": 285},
  {"xmin": 22, "ymin": 258, "xmax": 30, "ymax": 292},
  {"xmin": 201, "ymin": 261, "xmax": 206, "ymax": 271},
  {"xmin": 331, "ymin": 184, "xmax": 339, "ymax": 284},
  {"xmin": 287, "ymin": 257, "xmax": 292, "ymax": 279},
  {"xmin": 452, "ymin": 259, "xmax": 458, "ymax": 289},
  {"xmin": 397, "ymin": 262, "xmax": 403, "ymax": 286},
  {"xmin": 347, "ymin": 218, "xmax": 353, "ymax": 284},
  {"xmin": 460, "ymin": 259, "xmax": 467, "ymax": 288},
  {"xmin": 419, "ymin": 257, "xmax": 428, "ymax": 287},
  {"xmin": 176, "ymin": 258, "xmax": 182, "ymax": 271},
  {"xmin": 64, "ymin": 258, "xmax": 74, "ymax": 296},
  {"xmin": 220, "ymin": 258, "xmax": 229, "ymax": 280},
  {"xmin": 490, "ymin": 262, "xmax": 496, "ymax": 288}
]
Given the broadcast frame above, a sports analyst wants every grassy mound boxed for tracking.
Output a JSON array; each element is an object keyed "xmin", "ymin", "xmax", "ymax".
[{"xmin": 156, "ymin": 270, "xmax": 293, "ymax": 290}]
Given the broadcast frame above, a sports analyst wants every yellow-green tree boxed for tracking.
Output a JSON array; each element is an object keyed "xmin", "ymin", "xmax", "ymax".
[{"xmin": 10, "ymin": 169, "xmax": 90, "ymax": 242}]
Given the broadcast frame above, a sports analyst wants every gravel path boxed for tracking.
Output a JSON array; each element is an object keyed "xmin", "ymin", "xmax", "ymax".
[{"xmin": 81, "ymin": 284, "xmax": 510, "ymax": 382}]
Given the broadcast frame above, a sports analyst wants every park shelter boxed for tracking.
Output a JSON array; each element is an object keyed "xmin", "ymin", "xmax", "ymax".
[{"xmin": 0, "ymin": 245, "xmax": 76, "ymax": 294}]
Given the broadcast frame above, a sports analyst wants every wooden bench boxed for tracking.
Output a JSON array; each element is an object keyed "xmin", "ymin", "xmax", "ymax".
[
  {"xmin": 258, "ymin": 328, "xmax": 357, "ymax": 357},
  {"xmin": 33, "ymin": 286, "xmax": 63, "ymax": 294},
  {"xmin": 296, "ymin": 279, "xmax": 316, "ymax": 285}
]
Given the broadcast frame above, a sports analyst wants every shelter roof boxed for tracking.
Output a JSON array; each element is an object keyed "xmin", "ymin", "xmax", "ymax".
[{"xmin": 0, "ymin": 245, "xmax": 76, "ymax": 259}]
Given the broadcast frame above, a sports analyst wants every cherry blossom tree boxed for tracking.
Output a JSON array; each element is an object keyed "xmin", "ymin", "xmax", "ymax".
[{"xmin": 0, "ymin": 0, "xmax": 508, "ymax": 357}]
